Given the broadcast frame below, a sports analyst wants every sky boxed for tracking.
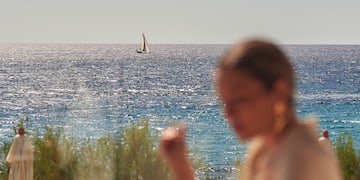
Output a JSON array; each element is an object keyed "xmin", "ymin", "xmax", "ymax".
[{"xmin": 1, "ymin": 0, "xmax": 359, "ymax": 44}]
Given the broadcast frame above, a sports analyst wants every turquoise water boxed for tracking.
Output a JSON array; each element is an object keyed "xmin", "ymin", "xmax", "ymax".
[{"xmin": 0, "ymin": 44, "xmax": 359, "ymax": 178}]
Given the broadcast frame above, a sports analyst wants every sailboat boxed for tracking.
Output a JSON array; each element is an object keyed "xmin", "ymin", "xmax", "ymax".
[{"xmin": 136, "ymin": 33, "xmax": 150, "ymax": 53}]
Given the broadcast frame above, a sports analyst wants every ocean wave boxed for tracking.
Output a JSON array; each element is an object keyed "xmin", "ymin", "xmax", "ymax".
[
  {"xmin": 333, "ymin": 119, "xmax": 360, "ymax": 124},
  {"xmin": 296, "ymin": 93, "xmax": 360, "ymax": 100}
]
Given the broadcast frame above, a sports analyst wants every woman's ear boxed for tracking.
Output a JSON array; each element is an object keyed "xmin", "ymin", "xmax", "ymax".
[{"xmin": 272, "ymin": 79, "xmax": 291, "ymax": 103}]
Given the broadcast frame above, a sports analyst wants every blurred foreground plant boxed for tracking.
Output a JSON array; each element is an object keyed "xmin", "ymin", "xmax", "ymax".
[
  {"xmin": 335, "ymin": 132, "xmax": 360, "ymax": 180},
  {"xmin": 0, "ymin": 142, "xmax": 11, "ymax": 180},
  {"xmin": 33, "ymin": 127, "xmax": 78, "ymax": 180}
]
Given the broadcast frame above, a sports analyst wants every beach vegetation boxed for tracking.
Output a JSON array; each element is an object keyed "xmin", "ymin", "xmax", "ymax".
[
  {"xmin": 335, "ymin": 132, "xmax": 360, "ymax": 180},
  {"xmin": 0, "ymin": 142, "xmax": 11, "ymax": 180},
  {"xmin": 0, "ymin": 119, "xmax": 207, "ymax": 180},
  {"xmin": 2, "ymin": 118, "xmax": 360, "ymax": 180}
]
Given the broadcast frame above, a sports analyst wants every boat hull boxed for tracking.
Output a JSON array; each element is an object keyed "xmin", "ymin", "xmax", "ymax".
[{"xmin": 136, "ymin": 49, "xmax": 148, "ymax": 53}]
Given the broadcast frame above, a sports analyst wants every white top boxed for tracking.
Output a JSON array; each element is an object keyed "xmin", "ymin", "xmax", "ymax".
[
  {"xmin": 318, "ymin": 136, "xmax": 335, "ymax": 155},
  {"xmin": 6, "ymin": 134, "xmax": 33, "ymax": 162},
  {"xmin": 245, "ymin": 122, "xmax": 343, "ymax": 180}
]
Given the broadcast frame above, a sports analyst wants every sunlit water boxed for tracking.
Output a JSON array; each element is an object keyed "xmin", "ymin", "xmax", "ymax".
[{"xmin": 1, "ymin": 44, "xmax": 359, "ymax": 179}]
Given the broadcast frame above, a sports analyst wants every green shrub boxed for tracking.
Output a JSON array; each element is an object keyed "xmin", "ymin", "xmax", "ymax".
[
  {"xmin": 33, "ymin": 127, "xmax": 78, "ymax": 180},
  {"xmin": 76, "ymin": 136, "xmax": 117, "ymax": 180},
  {"xmin": 119, "ymin": 120, "xmax": 171, "ymax": 180},
  {"xmin": 335, "ymin": 132, "xmax": 360, "ymax": 180},
  {"xmin": 76, "ymin": 120, "xmax": 172, "ymax": 180},
  {"xmin": 0, "ymin": 142, "xmax": 11, "ymax": 180}
]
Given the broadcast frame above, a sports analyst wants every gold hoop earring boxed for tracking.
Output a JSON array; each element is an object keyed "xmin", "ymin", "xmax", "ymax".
[{"xmin": 274, "ymin": 102, "xmax": 286, "ymax": 135}]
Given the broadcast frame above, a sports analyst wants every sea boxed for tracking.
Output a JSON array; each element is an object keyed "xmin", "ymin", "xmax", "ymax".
[{"xmin": 0, "ymin": 44, "xmax": 359, "ymax": 179}]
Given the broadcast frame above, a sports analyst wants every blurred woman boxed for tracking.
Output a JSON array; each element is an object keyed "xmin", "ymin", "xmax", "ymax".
[
  {"xmin": 159, "ymin": 39, "xmax": 343, "ymax": 180},
  {"xmin": 7, "ymin": 127, "xmax": 33, "ymax": 180}
]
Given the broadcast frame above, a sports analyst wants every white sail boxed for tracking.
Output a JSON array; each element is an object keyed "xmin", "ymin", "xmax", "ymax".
[{"xmin": 137, "ymin": 33, "xmax": 150, "ymax": 53}]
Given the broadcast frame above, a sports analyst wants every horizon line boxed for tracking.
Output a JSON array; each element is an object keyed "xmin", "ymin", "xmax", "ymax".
[{"xmin": 1, "ymin": 42, "xmax": 360, "ymax": 46}]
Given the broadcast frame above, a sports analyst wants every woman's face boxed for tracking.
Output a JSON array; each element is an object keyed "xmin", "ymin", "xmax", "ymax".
[{"xmin": 217, "ymin": 70, "xmax": 276, "ymax": 140}]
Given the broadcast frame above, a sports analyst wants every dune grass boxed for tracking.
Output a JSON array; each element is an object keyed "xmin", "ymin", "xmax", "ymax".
[
  {"xmin": 0, "ymin": 142, "xmax": 11, "ymax": 179},
  {"xmin": 335, "ymin": 132, "xmax": 360, "ymax": 180},
  {"xmin": 0, "ymin": 119, "xmax": 208, "ymax": 180}
]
